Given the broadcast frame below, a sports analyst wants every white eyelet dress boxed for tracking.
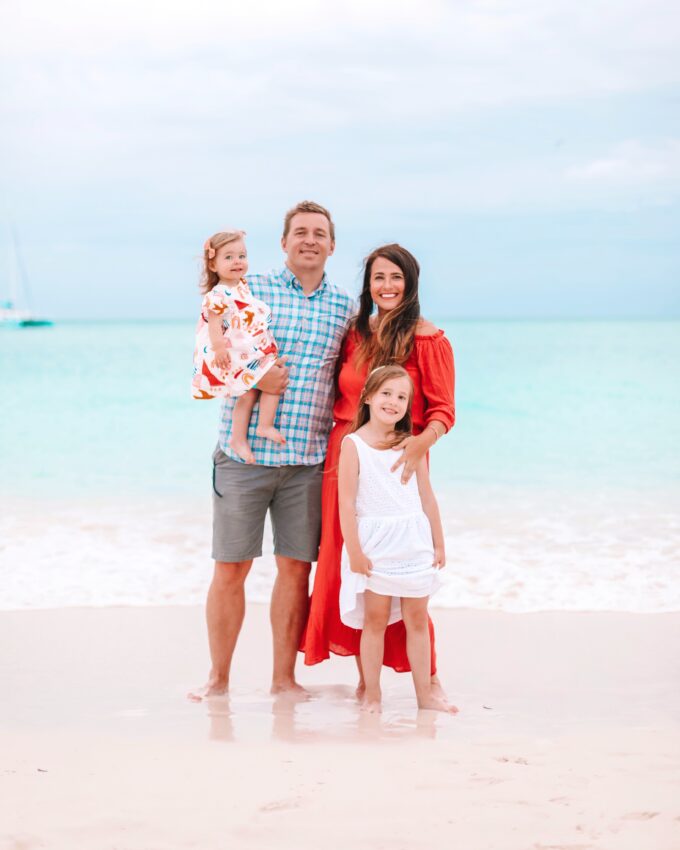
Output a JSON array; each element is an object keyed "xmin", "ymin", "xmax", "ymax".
[{"xmin": 339, "ymin": 433, "xmax": 442, "ymax": 629}]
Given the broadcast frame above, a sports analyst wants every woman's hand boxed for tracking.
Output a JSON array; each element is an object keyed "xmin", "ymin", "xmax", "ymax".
[
  {"xmin": 390, "ymin": 430, "xmax": 436, "ymax": 484},
  {"xmin": 350, "ymin": 552, "xmax": 373, "ymax": 576},
  {"xmin": 433, "ymin": 546, "xmax": 446, "ymax": 569},
  {"xmin": 212, "ymin": 345, "xmax": 231, "ymax": 371}
]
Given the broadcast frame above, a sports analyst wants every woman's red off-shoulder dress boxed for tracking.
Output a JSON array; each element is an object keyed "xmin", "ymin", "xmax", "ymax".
[{"xmin": 301, "ymin": 327, "xmax": 456, "ymax": 672}]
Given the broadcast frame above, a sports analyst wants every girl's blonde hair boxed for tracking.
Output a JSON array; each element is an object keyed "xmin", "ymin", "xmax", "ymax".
[
  {"xmin": 349, "ymin": 364, "xmax": 414, "ymax": 448},
  {"xmin": 200, "ymin": 229, "xmax": 246, "ymax": 294}
]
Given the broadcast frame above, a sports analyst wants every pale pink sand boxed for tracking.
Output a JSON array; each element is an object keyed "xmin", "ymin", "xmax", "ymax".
[{"xmin": 1, "ymin": 605, "xmax": 679, "ymax": 850}]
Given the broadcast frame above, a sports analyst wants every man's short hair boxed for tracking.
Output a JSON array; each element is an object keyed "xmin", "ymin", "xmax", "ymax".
[{"xmin": 282, "ymin": 200, "xmax": 335, "ymax": 242}]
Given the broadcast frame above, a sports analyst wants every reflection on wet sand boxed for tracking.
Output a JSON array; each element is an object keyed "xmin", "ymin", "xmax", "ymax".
[
  {"xmin": 201, "ymin": 685, "xmax": 447, "ymax": 744},
  {"xmin": 206, "ymin": 695, "xmax": 234, "ymax": 742}
]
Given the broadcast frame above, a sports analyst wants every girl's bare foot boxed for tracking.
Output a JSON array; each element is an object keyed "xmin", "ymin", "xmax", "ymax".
[
  {"xmin": 187, "ymin": 676, "xmax": 229, "ymax": 702},
  {"xmin": 417, "ymin": 694, "xmax": 459, "ymax": 714},
  {"xmin": 256, "ymin": 425, "xmax": 286, "ymax": 445},
  {"xmin": 229, "ymin": 436, "xmax": 255, "ymax": 464}
]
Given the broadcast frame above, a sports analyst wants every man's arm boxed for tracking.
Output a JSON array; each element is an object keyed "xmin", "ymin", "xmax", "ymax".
[{"xmin": 255, "ymin": 356, "xmax": 289, "ymax": 395}]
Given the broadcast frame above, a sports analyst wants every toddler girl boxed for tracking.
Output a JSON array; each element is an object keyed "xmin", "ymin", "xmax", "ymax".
[
  {"xmin": 192, "ymin": 230, "xmax": 284, "ymax": 463},
  {"xmin": 338, "ymin": 364, "xmax": 457, "ymax": 714}
]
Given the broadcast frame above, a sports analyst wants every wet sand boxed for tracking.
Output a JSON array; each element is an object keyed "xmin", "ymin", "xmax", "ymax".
[{"xmin": 1, "ymin": 604, "xmax": 679, "ymax": 849}]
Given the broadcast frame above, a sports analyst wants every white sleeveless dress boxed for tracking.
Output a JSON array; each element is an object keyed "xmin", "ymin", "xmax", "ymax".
[{"xmin": 339, "ymin": 432, "xmax": 442, "ymax": 629}]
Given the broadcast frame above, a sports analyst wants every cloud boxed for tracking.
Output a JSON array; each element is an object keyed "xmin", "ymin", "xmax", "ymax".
[
  {"xmin": 2, "ymin": 0, "xmax": 680, "ymax": 218},
  {"xmin": 566, "ymin": 139, "xmax": 680, "ymax": 187}
]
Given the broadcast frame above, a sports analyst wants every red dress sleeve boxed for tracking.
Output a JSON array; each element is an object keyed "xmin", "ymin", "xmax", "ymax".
[{"xmin": 414, "ymin": 329, "xmax": 456, "ymax": 432}]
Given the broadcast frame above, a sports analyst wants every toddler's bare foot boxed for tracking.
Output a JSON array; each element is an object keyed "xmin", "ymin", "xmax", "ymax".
[
  {"xmin": 229, "ymin": 436, "xmax": 255, "ymax": 464},
  {"xmin": 187, "ymin": 676, "xmax": 229, "ymax": 702},
  {"xmin": 417, "ymin": 694, "xmax": 459, "ymax": 714},
  {"xmin": 256, "ymin": 425, "xmax": 286, "ymax": 445}
]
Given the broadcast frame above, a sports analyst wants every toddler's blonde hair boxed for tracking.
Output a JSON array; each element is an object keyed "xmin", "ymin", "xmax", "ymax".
[{"xmin": 200, "ymin": 230, "xmax": 246, "ymax": 294}]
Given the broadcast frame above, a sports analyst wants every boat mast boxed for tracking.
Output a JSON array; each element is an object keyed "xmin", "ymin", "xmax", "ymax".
[{"xmin": 10, "ymin": 223, "xmax": 34, "ymax": 312}]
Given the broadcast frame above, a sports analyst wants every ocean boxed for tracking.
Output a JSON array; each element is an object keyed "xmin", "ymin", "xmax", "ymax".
[{"xmin": 1, "ymin": 320, "xmax": 678, "ymax": 612}]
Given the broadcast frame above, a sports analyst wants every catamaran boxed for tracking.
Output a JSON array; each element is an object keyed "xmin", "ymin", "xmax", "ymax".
[{"xmin": 1, "ymin": 225, "xmax": 52, "ymax": 328}]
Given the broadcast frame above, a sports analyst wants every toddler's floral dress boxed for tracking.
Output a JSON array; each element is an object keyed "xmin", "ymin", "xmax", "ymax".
[{"xmin": 192, "ymin": 279, "xmax": 278, "ymax": 399}]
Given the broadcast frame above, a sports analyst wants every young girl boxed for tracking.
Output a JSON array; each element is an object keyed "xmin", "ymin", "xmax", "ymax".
[
  {"xmin": 192, "ymin": 229, "xmax": 285, "ymax": 464},
  {"xmin": 338, "ymin": 365, "xmax": 457, "ymax": 714}
]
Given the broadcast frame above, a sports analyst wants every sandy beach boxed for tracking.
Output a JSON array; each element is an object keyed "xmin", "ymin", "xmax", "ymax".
[{"xmin": 1, "ymin": 604, "xmax": 679, "ymax": 850}]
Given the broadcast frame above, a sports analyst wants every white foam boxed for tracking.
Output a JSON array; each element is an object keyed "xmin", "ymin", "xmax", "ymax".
[{"xmin": 1, "ymin": 491, "xmax": 678, "ymax": 613}]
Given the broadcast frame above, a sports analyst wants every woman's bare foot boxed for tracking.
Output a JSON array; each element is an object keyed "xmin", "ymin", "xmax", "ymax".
[
  {"xmin": 229, "ymin": 436, "xmax": 255, "ymax": 464},
  {"xmin": 430, "ymin": 675, "xmax": 447, "ymax": 701},
  {"xmin": 361, "ymin": 687, "xmax": 381, "ymax": 713},
  {"xmin": 417, "ymin": 694, "xmax": 459, "ymax": 714},
  {"xmin": 187, "ymin": 676, "xmax": 229, "ymax": 702},
  {"xmin": 256, "ymin": 425, "xmax": 286, "ymax": 445}
]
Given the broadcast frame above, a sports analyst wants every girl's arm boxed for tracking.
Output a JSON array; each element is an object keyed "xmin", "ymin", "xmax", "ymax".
[
  {"xmin": 207, "ymin": 311, "xmax": 231, "ymax": 371},
  {"xmin": 338, "ymin": 439, "xmax": 372, "ymax": 575},
  {"xmin": 415, "ymin": 457, "xmax": 446, "ymax": 568}
]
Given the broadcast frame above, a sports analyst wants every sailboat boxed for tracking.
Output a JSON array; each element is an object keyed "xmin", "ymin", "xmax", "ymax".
[{"xmin": 1, "ymin": 224, "xmax": 53, "ymax": 328}]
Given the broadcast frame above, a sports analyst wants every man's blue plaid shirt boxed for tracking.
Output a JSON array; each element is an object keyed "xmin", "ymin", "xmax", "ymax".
[{"xmin": 218, "ymin": 267, "xmax": 355, "ymax": 466}]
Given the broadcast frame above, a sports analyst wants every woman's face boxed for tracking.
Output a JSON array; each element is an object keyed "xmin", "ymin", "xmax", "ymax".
[{"xmin": 369, "ymin": 256, "xmax": 405, "ymax": 315}]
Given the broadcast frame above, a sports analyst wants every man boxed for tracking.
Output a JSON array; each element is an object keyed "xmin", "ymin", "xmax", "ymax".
[{"xmin": 190, "ymin": 201, "xmax": 355, "ymax": 699}]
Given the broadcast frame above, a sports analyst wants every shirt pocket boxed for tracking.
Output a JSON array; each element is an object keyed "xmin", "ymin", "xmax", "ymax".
[{"xmin": 313, "ymin": 311, "xmax": 348, "ymax": 365}]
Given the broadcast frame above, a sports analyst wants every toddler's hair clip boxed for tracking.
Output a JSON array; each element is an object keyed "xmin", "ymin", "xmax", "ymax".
[{"xmin": 204, "ymin": 240, "xmax": 216, "ymax": 260}]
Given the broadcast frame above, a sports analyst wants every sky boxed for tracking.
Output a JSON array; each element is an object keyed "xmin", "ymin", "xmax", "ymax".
[{"xmin": 1, "ymin": 0, "xmax": 679, "ymax": 320}]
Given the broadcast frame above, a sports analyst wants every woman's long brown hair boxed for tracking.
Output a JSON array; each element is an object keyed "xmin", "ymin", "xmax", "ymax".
[
  {"xmin": 348, "ymin": 365, "xmax": 414, "ymax": 448},
  {"xmin": 353, "ymin": 243, "xmax": 421, "ymax": 369}
]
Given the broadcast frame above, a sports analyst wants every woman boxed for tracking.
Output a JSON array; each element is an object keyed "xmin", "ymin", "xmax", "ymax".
[{"xmin": 301, "ymin": 243, "xmax": 455, "ymax": 683}]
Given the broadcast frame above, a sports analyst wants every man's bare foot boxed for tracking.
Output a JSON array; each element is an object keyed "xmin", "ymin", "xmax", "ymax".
[
  {"xmin": 430, "ymin": 675, "xmax": 447, "ymax": 701},
  {"xmin": 256, "ymin": 425, "xmax": 286, "ymax": 445},
  {"xmin": 270, "ymin": 680, "xmax": 309, "ymax": 699},
  {"xmin": 229, "ymin": 436, "xmax": 255, "ymax": 464},
  {"xmin": 187, "ymin": 676, "xmax": 229, "ymax": 702},
  {"xmin": 417, "ymin": 694, "xmax": 459, "ymax": 714}
]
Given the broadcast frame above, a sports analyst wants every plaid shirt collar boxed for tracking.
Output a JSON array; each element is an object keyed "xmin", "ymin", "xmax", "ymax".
[{"xmin": 280, "ymin": 265, "xmax": 329, "ymax": 299}]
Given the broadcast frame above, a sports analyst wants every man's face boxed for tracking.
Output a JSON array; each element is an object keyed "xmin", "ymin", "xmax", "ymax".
[{"xmin": 281, "ymin": 212, "xmax": 335, "ymax": 276}]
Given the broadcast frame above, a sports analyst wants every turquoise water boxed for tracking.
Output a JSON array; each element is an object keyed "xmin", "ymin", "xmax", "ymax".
[
  {"xmin": 1, "ymin": 320, "xmax": 678, "ymax": 499},
  {"xmin": 2, "ymin": 320, "xmax": 679, "ymax": 613}
]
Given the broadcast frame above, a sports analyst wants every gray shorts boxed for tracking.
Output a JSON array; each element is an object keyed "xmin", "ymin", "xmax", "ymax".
[{"xmin": 211, "ymin": 446, "xmax": 323, "ymax": 563}]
